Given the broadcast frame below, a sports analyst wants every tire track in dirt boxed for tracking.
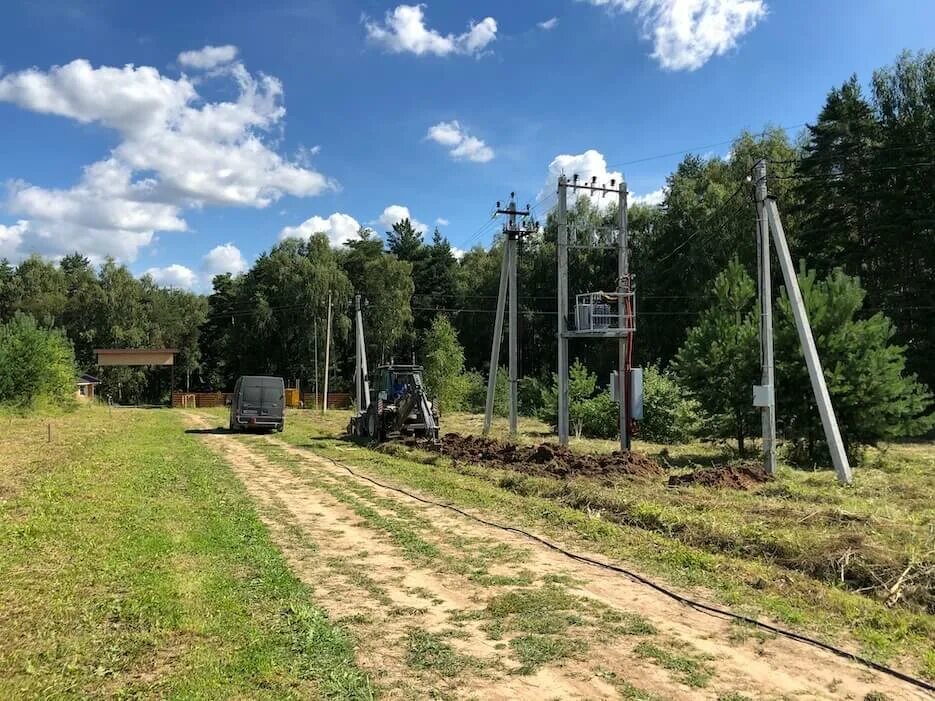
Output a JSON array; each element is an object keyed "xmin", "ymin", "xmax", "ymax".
[{"xmin": 184, "ymin": 412, "xmax": 927, "ymax": 700}]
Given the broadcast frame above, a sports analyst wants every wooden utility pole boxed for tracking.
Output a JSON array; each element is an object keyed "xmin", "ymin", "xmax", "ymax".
[
  {"xmin": 322, "ymin": 292, "xmax": 333, "ymax": 414},
  {"xmin": 557, "ymin": 176, "xmax": 569, "ymax": 444}
]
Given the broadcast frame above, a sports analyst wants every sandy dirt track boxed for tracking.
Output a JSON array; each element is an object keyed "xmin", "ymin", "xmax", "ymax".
[{"xmin": 184, "ymin": 412, "xmax": 928, "ymax": 700}]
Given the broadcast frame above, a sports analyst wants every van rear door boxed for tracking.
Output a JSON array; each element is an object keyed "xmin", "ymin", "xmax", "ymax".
[
  {"xmin": 241, "ymin": 378, "xmax": 263, "ymax": 416},
  {"xmin": 261, "ymin": 378, "xmax": 284, "ymax": 418}
]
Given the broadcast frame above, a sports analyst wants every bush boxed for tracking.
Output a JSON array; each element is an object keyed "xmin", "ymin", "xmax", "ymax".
[
  {"xmin": 422, "ymin": 316, "xmax": 471, "ymax": 412},
  {"xmin": 462, "ymin": 368, "xmax": 508, "ymax": 416},
  {"xmin": 518, "ymin": 376, "xmax": 547, "ymax": 417},
  {"xmin": 577, "ymin": 391, "xmax": 619, "ymax": 439},
  {"xmin": 0, "ymin": 313, "xmax": 76, "ymax": 409},
  {"xmin": 639, "ymin": 365, "xmax": 703, "ymax": 444}
]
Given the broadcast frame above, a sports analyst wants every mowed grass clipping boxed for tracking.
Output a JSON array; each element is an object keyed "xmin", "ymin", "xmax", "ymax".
[{"xmin": 0, "ymin": 407, "xmax": 374, "ymax": 700}]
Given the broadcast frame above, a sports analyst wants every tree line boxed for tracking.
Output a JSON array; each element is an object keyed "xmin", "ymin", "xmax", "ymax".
[{"xmin": 1, "ymin": 50, "xmax": 932, "ymax": 458}]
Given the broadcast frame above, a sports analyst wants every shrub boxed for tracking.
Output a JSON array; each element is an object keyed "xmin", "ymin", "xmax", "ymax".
[
  {"xmin": 0, "ymin": 313, "xmax": 76, "ymax": 409},
  {"xmin": 463, "ymin": 368, "xmax": 508, "ymax": 416},
  {"xmin": 639, "ymin": 365, "xmax": 703, "ymax": 444}
]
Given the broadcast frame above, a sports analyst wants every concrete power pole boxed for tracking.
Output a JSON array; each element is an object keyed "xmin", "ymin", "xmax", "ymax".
[
  {"xmin": 322, "ymin": 291, "xmax": 332, "ymax": 414},
  {"xmin": 765, "ymin": 199, "xmax": 853, "ymax": 484},
  {"xmin": 754, "ymin": 160, "xmax": 777, "ymax": 474},
  {"xmin": 618, "ymin": 180, "xmax": 630, "ymax": 452},
  {"xmin": 557, "ymin": 177, "xmax": 569, "ymax": 445},
  {"xmin": 483, "ymin": 194, "xmax": 535, "ymax": 437}
]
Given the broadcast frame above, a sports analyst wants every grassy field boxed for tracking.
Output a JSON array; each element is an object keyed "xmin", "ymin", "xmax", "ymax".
[
  {"xmin": 258, "ymin": 406, "xmax": 934, "ymax": 681},
  {"xmin": 0, "ymin": 406, "xmax": 373, "ymax": 699}
]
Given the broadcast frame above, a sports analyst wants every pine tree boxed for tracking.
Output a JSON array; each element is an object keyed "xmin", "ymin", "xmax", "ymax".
[
  {"xmin": 673, "ymin": 258, "xmax": 759, "ymax": 454},
  {"xmin": 775, "ymin": 265, "xmax": 934, "ymax": 464}
]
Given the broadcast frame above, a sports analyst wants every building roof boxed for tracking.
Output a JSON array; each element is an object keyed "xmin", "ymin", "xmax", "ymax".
[
  {"xmin": 94, "ymin": 348, "xmax": 178, "ymax": 354},
  {"xmin": 77, "ymin": 373, "xmax": 101, "ymax": 385}
]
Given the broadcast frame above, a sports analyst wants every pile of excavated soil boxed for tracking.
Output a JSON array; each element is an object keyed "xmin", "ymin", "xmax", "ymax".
[
  {"xmin": 667, "ymin": 463, "xmax": 773, "ymax": 490},
  {"xmin": 436, "ymin": 433, "xmax": 663, "ymax": 480}
]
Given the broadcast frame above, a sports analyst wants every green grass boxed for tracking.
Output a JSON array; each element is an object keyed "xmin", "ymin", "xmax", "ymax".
[
  {"xmin": 509, "ymin": 634, "xmax": 588, "ymax": 675},
  {"xmin": 404, "ymin": 629, "xmax": 481, "ymax": 678},
  {"xmin": 252, "ymin": 407, "xmax": 934, "ymax": 680},
  {"xmin": 633, "ymin": 641, "xmax": 715, "ymax": 688},
  {"xmin": 0, "ymin": 407, "xmax": 374, "ymax": 699}
]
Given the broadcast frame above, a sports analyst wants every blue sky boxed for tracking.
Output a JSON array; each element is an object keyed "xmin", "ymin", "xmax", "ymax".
[{"xmin": 0, "ymin": 0, "xmax": 932, "ymax": 289}]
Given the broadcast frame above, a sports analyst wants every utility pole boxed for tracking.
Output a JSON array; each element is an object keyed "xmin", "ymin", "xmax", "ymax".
[
  {"xmin": 322, "ymin": 291, "xmax": 332, "ymax": 414},
  {"xmin": 618, "ymin": 179, "xmax": 630, "ymax": 451},
  {"xmin": 483, "ymin": 194, "xmax": 536, "ymax": 436},
  {"xmin": 314, "ymin": 316, "xmax": 319, "ymax": 410},
  {"xmin": 754, "ymin": 160, "xmax": 777, "ymax": 474},
  {"xmin": 354, "ymin": 294, "xmax": 370, "ymax": 412},
  {"xmin": 765, "ymin": 199, "xmax": 852, "ymax": 484},
  {"xmin": 557, "ymin": 177, "xmax": 569, "ymax": 445},
  {"xmin": 556, "ymin": 174, "xmax": 633, "ymax": 448}
]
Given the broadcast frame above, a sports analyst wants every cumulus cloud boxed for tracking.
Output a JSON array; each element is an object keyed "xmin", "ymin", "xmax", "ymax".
[
  {"xmin": 580, "ymin": 0, "xmax": 766, "ymax": 70},
  {"xmin": 144, "ymin": 263, "xmax": 198, "ymax": 290},
  {"xmin": 0, "ymin": 51, "xmax": 333, "ymax": 262},
  {"xmin": 538, "ymin": 17, "xmax": 559, "ymax": 30},
  {"xmin": 435, "ymin": 217, "xmax": 449, "ymax": 226},
  {"xmin": 542, "ymin": 149, "xmax": 624, "ymax": 210},
  {"xmin": 426, "ymin": 120, "xmax": 494, "ymax": 163},
  {"xmin": 631, "ymin": 186, "xmax": 666, "ymax": 206},
  {"xmin": 365, "ymin": 5, "xmax": 497, "ymax": 57},
  {"xmin": 279, "ymin": 212, "xmax": 362, "ymax": 246},
  {"xmin": 203, "ymin": 242, "xmax": 247, "ymax": 276},
  {"xmin": 451, "ymin": 246, "xmax": 466, "ymax": 260},
  {"xmin": 378, "ymin": 205, "xmax": 427, "ymax": 234},
  {"xmin": 177, "ymin": 44, "xmax": 238, "ymax": 70}
]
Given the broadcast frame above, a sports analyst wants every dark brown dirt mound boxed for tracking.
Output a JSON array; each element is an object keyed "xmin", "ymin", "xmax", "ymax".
[
  {"xmin": 437, "ymin": 433, "xmax": 663, "ymax": 480},
  {"xmin": 667, "ymin": 463, "xmax": 773, "ymax": 490}
]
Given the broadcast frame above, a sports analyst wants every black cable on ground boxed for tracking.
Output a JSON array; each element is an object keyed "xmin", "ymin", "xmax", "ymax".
[{"xmin": 314, "ymin": 449, "xmax": 935, "ymax": 694}]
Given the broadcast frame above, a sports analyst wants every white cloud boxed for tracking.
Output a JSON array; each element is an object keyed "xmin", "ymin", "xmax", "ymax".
[
  {"xmin": 177, "ymin": 44, "xmax": 238, "ymax": 70},
  {"xmin": 0, "ymin": 220, "xmax": 29, "ymax": 256},
  {"xmin": 0, "ymin": 52, "xmax": 333, "ymax": 263},
  {"xmin": 542, "ymin": 149, "xmax": 624, "ymax": 210},
  {"xmin": 203, "ymin": 242, "xmax": 247, "ymax": 276},
  {"xmin": 365, "ymin": 5, "xmax": 497, "ymax": 57},
  {"xmin": 279, "ymin": 212, "xmax": 362, "ymax": 246},
  {"xmin": 426, "ymin": 120, "xmax": 494, "ymax": 163},
  {"xmin": 378, "ymin": 205, "xmax": 427, "ymax": 234},
  {"xmin": 451, "ymin": 246, "xmax": 466, "ymax": 260},
  {"xmin": 580, "ymin": 0, "xmax": 766, "ymax": 71},
  {"xmin": 631, "ymin": 186, "xmax": 666, "ymax": 206},
  {"xmin": 144, "ymin": 263, "xmax": 197, "ymax": 290},
  {"xmin": 538, "ymin": 17, "xmax": 559, "ymax": 30},
  {"xmin": 435, "ymin": 217, "xmax": 449, "ymax": 226}
]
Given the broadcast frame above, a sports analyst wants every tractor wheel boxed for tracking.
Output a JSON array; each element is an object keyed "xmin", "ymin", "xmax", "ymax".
[{"xmin": 367, "ymin": 411, "xmax": 379, "ymax": 441}]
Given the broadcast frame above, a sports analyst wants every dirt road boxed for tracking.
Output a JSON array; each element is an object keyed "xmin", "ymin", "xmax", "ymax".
[{"xmin": 184, "ymin": 412, "xmax": 927, "ymax": 700}]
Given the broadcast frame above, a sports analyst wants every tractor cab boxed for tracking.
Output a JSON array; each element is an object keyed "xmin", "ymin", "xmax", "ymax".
[{"xmin": 349, "ymin": 363, "xmax": 439, "ymax": 443}]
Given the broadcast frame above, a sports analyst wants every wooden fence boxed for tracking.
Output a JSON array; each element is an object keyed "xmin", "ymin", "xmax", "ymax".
[{"xmin": 171, "ymin": 391, "xmax": 352, "ymax": 409}]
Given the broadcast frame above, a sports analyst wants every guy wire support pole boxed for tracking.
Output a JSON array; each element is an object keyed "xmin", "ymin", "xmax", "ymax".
[
  {"xmin": 755, "ymin": 160, "xmax": 777, "ymax": 475},
  {"xmin": 618, "ymin": 179, "xmax": 630, "ymax": 452},
  {"xmin": 765, "ymin": 198, "xmax": 853, "ymax": 485},
  {"xmin": 557, "ymin": 176, "xmax": 570, "ymax": 445}
]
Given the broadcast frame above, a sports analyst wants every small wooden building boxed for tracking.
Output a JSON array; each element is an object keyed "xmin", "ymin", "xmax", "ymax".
[{"xmin": 76, "ymin": 374, "xmax": 101, "ymax": 401}]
